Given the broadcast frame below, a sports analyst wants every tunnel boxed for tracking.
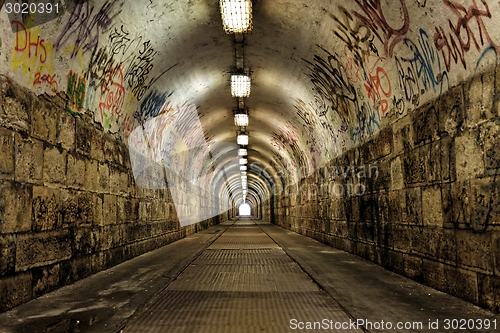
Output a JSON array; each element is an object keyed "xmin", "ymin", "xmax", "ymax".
[{"xmin": 1, "ymin": 0, "xmax": 500, "ymax": 331}]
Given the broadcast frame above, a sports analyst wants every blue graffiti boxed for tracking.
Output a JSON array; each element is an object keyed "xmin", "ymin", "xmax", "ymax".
[{"xmin": 395, "ymin": 28, "xmax": 449, "ymax": 105}]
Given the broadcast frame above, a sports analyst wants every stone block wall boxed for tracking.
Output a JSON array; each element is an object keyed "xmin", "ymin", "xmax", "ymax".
[
  {"xmin": 0, "ymin": 75, "xmax": 219, "ymax": 312},
  {"xmin": 276, "ymin": 69, "xmax": 500, "ymax": 312}
]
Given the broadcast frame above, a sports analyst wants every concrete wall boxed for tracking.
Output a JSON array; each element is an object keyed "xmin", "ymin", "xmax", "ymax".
[
  {"xmin": 0, "ymin": 75, "xmax": 219, "ymax": 312},
  {"xmin": 276, "ymin": 65, "xmax": 500, "ymax": 313}
]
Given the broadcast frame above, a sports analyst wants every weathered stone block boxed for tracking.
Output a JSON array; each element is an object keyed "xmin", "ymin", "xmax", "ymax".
[
  {"xmin": 16, "ymin": 231, "xmax": 72, "ymax": 271},
  {"xmin": 73, "ymin": 227, "xmax": 100, "ymax": 256},
  {"xmin": 92, "ymin": 194, "xmax": 103, "ymax": 226},
  {"xmin": 32, "ymin": 186, "xmax": 61, "ymax": 231},
  {"xmin": 440, "ymin": 136, "xmax": 456, "ymax": 182},
  {"xmin": 32, "ymin": 264, "xmax": 60, "ymax": 297},
  {"xmin": 478, "ymin": 273, "xmax": 500, "ymax": 312},
  {"xmin": 480, "ymin": 120, "xmax": 500, "ymax": 171},
  {"xmin": 422, "ymin": 185, "xmax": 443, "ymax": 227},
  {"xmin": 455, "ymin": 130, "xmax": 484, "ymax": 180},
  {"xmin": 0, "ymin": 180, "xmax": 32, "ymax": 233},
  {"xmin": 413, "ymin": 102, "xmax": 439, "ymax": 146},
  {"xmin": 396, "ymin": 125, "xmax": 413, "ymax": 153},
  {"xmin": 391, "ymin": 224, "xmax": 411, "ymax": 251},
  {"xmin": 61, "ymin": 190, "xmax": 93, "ymax": 226},
  {"xmin": 0, "ymin": 127, "xmax": 15, "ymax": 177},
  {"xmin": 43, "ymin": 145, "xmax": 66, "ymax": 184},
  {"xmin": 15, "ymin": 135, "xmax": 43, "ymax": 183},
  {"xmin": 139, "ymin": 200, "xmax": 152, "ymax": 221},
  {"xmin": 390, "ymin": 156, "xmax": 403, "ymax": 190},
  {"xmin": 428, "ymin": 140, "xmax": 441, "ymax": 182},
  {"xmin": 471, "ymin": 177, "xmax": 500, "ymax": 230},
  {"xmin": 456, "ymin": 230, "xmax": 493, "ymax": 272},
  {"xmin": 84, "ymin": 159, "xmax": 98, "ymax": 192},
  {"xmin": 467, "ymin": 71, "xmax": 497, "ymax": 127},
  {"xmin": 98, "ymin": 162, "xmax": 109, "ymax": 192},
  {"xmin": 0, "ymin": 78, "xmax": 31, "ymax": 132},
  {"xmin": 384, "ymin": 250, "xmax": 404, "ymax": 274},
  {"xmin": 0, "ymin": 272, "xmax": 32, "ymax": 312},
  {"xmin": 405, "ymin": 187, "xmax": 422, "ymax": 225},
  {"xmin": 57, "ymin": 112, "xmax": 75, "ymax": 150},
  {"xmin": 31, "ymin": 99, "xmax": 57, "ymax": 144},
  {"xmin": 403, "ymin": 145, "xmax": 429, "ymax": 185},
  {"xmin": 403, "ymin": 254, "xmax": 423, "ymax": 281},
  {"xmin": 103, "ymin": 194, "xmax": 117, "ymax": 225},
  {"xmin": 75, "ymin": 118, "xmax": 92, "ymax": 155},
  {"xmin": 388, "ymin": 189, "xmax": 406, "ymax": 223},
  {"xmin": 0, "ymin": 235, "xmax": 16, "ymax": 276},
  {"xmin": 438, "ymin": 84, "xmax": 465, "ymax": 137},
  {"xmin": 423, "ymin": 260, "xmax": 478, "ymax": 304},
  {"xmin": 60, "ymin": 256, "xmax": 93, "ymax": 286},
  {"xmin": 451, "ymin": 180, "xmax": 472, "ymax": 226},
  {"xmin": 66, "ymin": 152, "xmax": 86, "ymax": 188},
  {"xmin": 494, "ymin": 233, "xmax": 500, "ymax": 276}
]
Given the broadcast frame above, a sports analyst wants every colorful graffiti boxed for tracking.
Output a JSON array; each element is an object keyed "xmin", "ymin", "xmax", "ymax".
[
  {"xmin": 10, "ymin": 19, "xmax": 57, "ymax": 95},
  {"xmin": 66, "ymin": 70, "xmax": 86, "ymax": 115}
]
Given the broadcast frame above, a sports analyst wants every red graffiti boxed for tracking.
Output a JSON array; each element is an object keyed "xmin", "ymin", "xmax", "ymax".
[
  {"xmin": 434, "ymin": 0, "xmax": 498, "ymax": 71},
  {"xmin": 12, "ymin": 20, "xmax": 47, "ymax": 63},
  {"xmin": 122, "ymin": 113, "xmax": 134, "ymax": 139},
  {"xmin": 364, "ymin": 66, "xmax": 392, "ymax": 114},
  {"xmin": 352, "ymin": 0, "xmax": 410, "ymax": 57},
  {"xmin": 33, "ymin": 72, "xmax": 58, "ymax": 95},
  {"xmin": 99, "ymin": 66, "xmax": 125, "ymax": 125}
]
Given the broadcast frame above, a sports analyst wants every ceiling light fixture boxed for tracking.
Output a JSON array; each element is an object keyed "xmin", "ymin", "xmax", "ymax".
[
  {"xmin": 231, "ymin": 75, "xmax": 251, "ymax": 97},
  {"xmin": 234, "ymin": 111, "xmax": 249, "ymax": 127},
  {"xmin": 239, "ymin": 158, "xmax": 248, "ymax": 165},
  {"xmin": 240, "ymin": 165, "xmax": 247, "ymax": 171},
  {"xmin": 238, "ymin": 148, "xmax": 248, "ymax": 156},
  {"xmin": 237, "ymin": 133, "xmax": 248, "ymax": 145},
  {"xmin": 220, "ymin": 0, "xmax": 253, "ymax": 34}
]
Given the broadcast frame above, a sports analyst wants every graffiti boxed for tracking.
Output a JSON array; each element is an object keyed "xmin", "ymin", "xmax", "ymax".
[
  {"xmin": 109, "ymin": 24, "xmax": 136, "ymax": 56},
  {"xmin": 303, "ymin": 46, "xmax": 358, "ymax": 125},
  {"xmin": 396, "ymin": 28, "xmax": 449, "ymax": 105},
  {"xmin": 133, "ymin": 90, "xmax": 171, "ymax": 125},
  {"xmin": 434, "ymin": 0, "xmax": 499, "ymax": 71},
  {"xmin": 86, "ymin": 47, "xmax": 121, "ymax": 94},
  {"xmin": 55, "ymin": 0, "xmax": 120, "ymax": 58},
  {"xmin": 331, "ymin": 6, "xmax": 379, "ymax": 69},
  {"xmin": 294, "ymin": 98, "xmax": 319, "ymax": 128},
  {"xmin": 352, "ymin": 0, "xmax": 410, "ymax": 57},
  {"xmin": 98, "ymin": 66, "xmax": 125, "ymax": 129},
  {"xmin": 11, "ymin": 19, "xmax": 57, "ymax": 95},
  {"xmin": 66, "ymin": 70, "xmax": 86, "ymax": 115},
  {"xmin": 122, "ymin": 113, "xmax": 135, "ymax": 139},
  {"xmin": 391, "ymin": 96, "xmax": 406, "ymax": 116},
  {"xmin": 350, "ymin": 102, "xmax": 381, "ymax": 144},
  {"xmin": 124, "ymin": 41, "xmax": 159, "ymax": 100},
  {"xmin": 363, "ymin": 65, "xmax": 392, "ymax": 114},
  {"xmin": 33, "ymin": 72, "xmax": 58, "ymax": 94},
  {"xmin": 416, "ymin": 0, "xmax": 427, "ymax": 7}
]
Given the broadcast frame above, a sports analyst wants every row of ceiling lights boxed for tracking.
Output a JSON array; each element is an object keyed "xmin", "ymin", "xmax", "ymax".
[{"xmin": 220, "ymin": 0, "xmax": 253, "ymax": 203}]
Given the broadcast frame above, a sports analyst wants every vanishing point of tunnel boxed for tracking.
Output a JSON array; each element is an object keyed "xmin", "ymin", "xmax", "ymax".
[{"xmin": 1, "ymin": 0, "xmax": 500, "ymax": 332}]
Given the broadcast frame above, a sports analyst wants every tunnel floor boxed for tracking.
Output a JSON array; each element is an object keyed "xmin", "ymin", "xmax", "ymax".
[{"xmin": 0, "ymin": 219, "xmax": 498, "ymax": 333}]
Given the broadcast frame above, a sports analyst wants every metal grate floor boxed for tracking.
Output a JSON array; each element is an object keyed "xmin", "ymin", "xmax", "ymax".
[{"xmin": 120, "ymin": 220, "xmax": 362, "ymax": 333}]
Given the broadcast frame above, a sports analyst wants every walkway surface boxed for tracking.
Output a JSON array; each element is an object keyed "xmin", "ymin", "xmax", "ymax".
[{"xmin": 0, "ymin": 219, "xmax": 499, "ymax": 333}]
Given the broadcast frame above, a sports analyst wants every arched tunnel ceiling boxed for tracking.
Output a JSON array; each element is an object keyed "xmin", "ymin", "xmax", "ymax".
[{"xmin": 2, "ymin": 0, "xmax": 500, "ymax": 210}]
